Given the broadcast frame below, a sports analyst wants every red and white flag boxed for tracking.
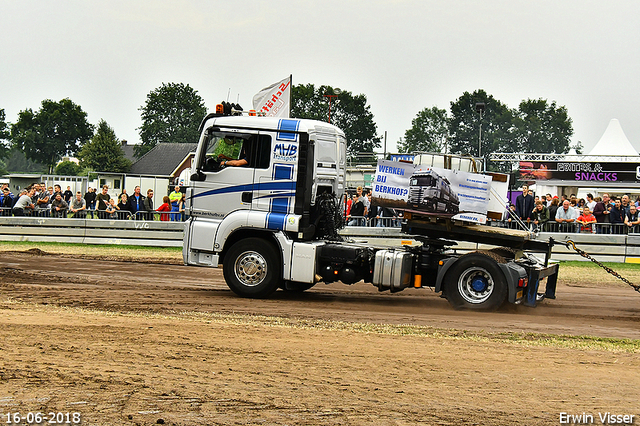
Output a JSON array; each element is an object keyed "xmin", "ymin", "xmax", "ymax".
[{"xmin": 252, "ymin": 75, "xmax": 291, "ymax": 117}]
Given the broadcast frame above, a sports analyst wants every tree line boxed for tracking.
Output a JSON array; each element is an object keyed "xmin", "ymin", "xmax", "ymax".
[
  {"xmin": 0, "ymin": 84, "xmax": 575, "ymax": 175},
  {"xmin": 399, "ymin": 89, "xmax": 579, "ymax": 171}
]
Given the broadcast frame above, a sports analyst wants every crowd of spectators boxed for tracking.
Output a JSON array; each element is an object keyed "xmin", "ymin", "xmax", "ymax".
[
  {"xmin": 502, "ymin": 184, "xmax": 640, "ymax": 233},
  {"xmin": 343, "ymin": 186, "xmax": 401, "ymax": 227},
  {"xmin": 0, "ymin": 183, "xmax": 187, "ymax": 221}
]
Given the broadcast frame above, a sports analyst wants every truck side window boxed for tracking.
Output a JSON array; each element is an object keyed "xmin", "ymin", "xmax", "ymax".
[{"xmin": 200, "ymin": 132, "xmax": 272, "ymax": 171}]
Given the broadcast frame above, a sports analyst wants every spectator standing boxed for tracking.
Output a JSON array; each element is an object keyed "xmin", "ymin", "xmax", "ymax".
[
  {"xmin": 348, "ymin": 194, "xmax": 365, "ymax": 226},
  {"xmin": 53, "ymin": 184, "xmax": 62, "ymax": 200},
  {"xmin": 593, "ymin": 194, "xmax": 610, "ymax": 223},
  {"xmin": 547, "ymin": 197, "xmax": 560, "ymax": 222},
  {"xmin": 96, "ymin": 185, "xmax": 111, "ymax": 219},
  {"xmin": 366, "ymin": 193, "xmax": 377, "ymax": 227},
  {"xmin": 576, "ymin": 206, "xmax": 596, "ymax": 233},
  {"xmin": 106, "ymin": 198, "xmax": 118, "ymax": 219},
  {"xmin": 85, "ymin": 188, "xmax": 97, "ymax": 218},
  {"xmin": 361, "ymin": 187, "xmax": 371, "ymax": 217},
  {"xmin": 343, "ymin": 193, "xmax": 352, "ymax": 220},
  {"xmin": 585, "ymin": 193, "xmax": 597, "ymax": 211},
  {"xmin": 169, "ymin": 185, "xmax": 182, "ymax": 221},
  {"xmin": 50, "ymin": 193, "xmax": 69, "ymax": 218},
  {"xmin": 69, "ymin": 191, "xmax": 87, "ymax": 218},
  {"xmin": 36, "ymin": 186, "xmax": 51, "ymax": 217},
  {"xmin": 156, "ymin": 196, "xmax": 171, "ymax": 221},
  {"xmin": 12, "ymin": 189, "xmax": 35, "ymax": 216},
  {"xmin": 515, "ymin": 185, "xmax": 535, "ymax": 222},
  {"xmin": 624, "ymin": 205, "xmax": 640, "ymax": 230},
  {"xmin": 609, "ymin": 199, "xmax": 625, "ymax": 234},
  {"xmin": 117, "ymin": 194, "xmax": 130, "ymax": 219},
  {"xmin": 544, "ymin": 194, "xmax": 553, "ymax": 207},
  {"xmin": 531, "ymin": 201, "xmax": 549, "ymax": 231},
  {"xmin": 621, "ymin": 195, "xmax": 632, "ymax": 217},
  {"xmin": 63, "ymin": 186, "xmax": 73, "ymax": 203},
  {"xmin": 143, "ymin": 189, "xmax": 154, "ymax": 220},
  {"xmin": 127, "ymin": 186, "xmax": 146, "ymax": 219},
  {"xmin": 555, "ymin": 200, "xmax": 578, "ymax": 231},
  {"xmin": 178, "ymin": 193, "xmax": 186, "ymax": 220},
  {"xmin": 1, "ymin": 188, "xmax": 13, "ymax": 216},
  {"xmin": 593, "ymin": 194, "xmax": 610, "ymax": 233}
]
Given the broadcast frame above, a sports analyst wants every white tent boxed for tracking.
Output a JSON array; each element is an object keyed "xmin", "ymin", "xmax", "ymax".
[{"xmin": 588, "ymin": 119, "xmax": 638, "ymax": 156}]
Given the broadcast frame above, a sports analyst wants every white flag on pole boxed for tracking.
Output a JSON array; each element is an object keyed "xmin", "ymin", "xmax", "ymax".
[{"xmin": 252, "ymin": 76, "xmax": 291, "ymax": 117}]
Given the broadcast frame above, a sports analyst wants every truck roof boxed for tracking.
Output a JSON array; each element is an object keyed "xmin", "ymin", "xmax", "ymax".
[{"xmin": 199, "ymin": 114, "xmax": 345, "ymax": 138}]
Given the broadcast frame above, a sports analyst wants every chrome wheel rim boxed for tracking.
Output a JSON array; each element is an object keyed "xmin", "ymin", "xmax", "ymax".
[
  {"xmin": 234, "ymin": 250, "xmax": 268, "ymax": 287},
  {"xmin": 457, "ymin": 266, "xmax": 494, "ymax": 304}
]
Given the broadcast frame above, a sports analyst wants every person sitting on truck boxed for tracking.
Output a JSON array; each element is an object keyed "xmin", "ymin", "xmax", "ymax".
[
  {"xmin": 219, "ymin": 139, "xmax": 249, "ymax": 167},
  {"xmin": 214, "ymin": 136, "xmax": 249, "ymax": 167}
]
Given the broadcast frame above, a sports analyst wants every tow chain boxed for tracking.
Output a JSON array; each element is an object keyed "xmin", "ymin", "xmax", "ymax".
[{"xmin": 565, "ymin": 240, "xmax": 640, "ymax": 294}]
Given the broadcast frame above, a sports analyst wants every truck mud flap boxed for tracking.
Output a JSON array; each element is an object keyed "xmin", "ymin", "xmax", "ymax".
[{"xmin": 523, "ymin": 263, "xmax": 559, "ymax": 307}]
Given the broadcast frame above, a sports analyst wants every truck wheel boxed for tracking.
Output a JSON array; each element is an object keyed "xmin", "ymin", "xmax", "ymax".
[
  {"xmin": 444, "ymin": 253, "xmax": 507, "ymax": 310},
  {"xmin": 223, "ymin": 238, "xmax": 281, "ymax": 298}
]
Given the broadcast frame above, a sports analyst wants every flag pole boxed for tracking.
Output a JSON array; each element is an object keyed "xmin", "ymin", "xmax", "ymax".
[{"xmin": 288, "ymin": 74, "xmax": 292, "ymax": 118}]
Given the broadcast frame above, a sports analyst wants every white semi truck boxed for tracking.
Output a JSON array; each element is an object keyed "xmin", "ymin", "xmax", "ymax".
[{"xmin": 183, "ymin": 105, "xmax": 558, "ymax": 310}]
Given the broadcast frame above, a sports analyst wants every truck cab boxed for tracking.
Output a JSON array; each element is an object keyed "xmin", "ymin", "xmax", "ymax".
[{"xmin": 183, "ymin": 112, "xmax": 346, "ymax": 276}]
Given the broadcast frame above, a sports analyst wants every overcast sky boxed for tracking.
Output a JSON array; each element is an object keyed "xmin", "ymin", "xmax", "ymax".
[{"xmin": 2, "ymin": 0, "xmax": 639, "ymax": 155}]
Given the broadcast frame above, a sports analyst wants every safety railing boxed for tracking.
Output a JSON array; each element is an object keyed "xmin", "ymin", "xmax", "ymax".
[
  {"xmin": 344, "ymin": 216, "xmax": 402, "ymax": 228},
  {"xmin": 488, "ymin": 219, "xmax": 640, "ymax": 235},
  {"xmin": 0, "ymin": 207, "xmax": 188, "ymax": 222}
]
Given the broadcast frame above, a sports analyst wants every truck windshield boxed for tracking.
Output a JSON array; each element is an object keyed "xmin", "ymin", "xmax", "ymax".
[{"xmin": 410, "ymin": 175, "xmax": 435, "ymax": 187}]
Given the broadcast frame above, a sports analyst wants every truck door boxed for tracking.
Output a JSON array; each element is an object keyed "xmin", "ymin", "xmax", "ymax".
[{"xmin": 252, "ymin": 124, "xmax": 298, "ymax": 227}]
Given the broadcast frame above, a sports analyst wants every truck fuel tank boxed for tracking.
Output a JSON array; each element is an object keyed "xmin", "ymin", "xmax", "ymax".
[{"xmin": 372, "ymin": 250, "xmax": 413, "ymax": 292}]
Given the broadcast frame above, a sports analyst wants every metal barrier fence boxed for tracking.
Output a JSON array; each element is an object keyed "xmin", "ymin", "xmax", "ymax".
[
  {"xmin": 488, "ymin": 219, "xmax": 640, "ymax": 235},
  {"xmin": 1, "ymin": 207, "xmax": 187, "ymax": 222},
  {"xmin": 0, "ymin": 216, "xmax": 184, "ymax": 247},
  {"xmin": 345, "ymin": 216, "xmax": 401, "ymax": 227}
]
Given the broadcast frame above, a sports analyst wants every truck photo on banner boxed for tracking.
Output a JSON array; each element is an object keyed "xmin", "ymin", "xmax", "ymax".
[{"xmin": 372, "ymin": 160, "xmax": 493, "ymax": 224}]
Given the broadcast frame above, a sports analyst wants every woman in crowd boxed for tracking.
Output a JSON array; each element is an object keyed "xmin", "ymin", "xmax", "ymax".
[{"xmin": 156, "ymin": 196, "xmax": 171, "ymax": 221}]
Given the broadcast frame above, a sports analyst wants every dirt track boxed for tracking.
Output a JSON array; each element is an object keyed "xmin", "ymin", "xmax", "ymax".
[{"xmin": 1, "ymin": 250, "xmax": 639, "ymax": 425}]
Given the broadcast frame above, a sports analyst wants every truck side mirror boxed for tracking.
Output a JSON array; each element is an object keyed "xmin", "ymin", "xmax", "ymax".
[{"xmin": 190, "ymin": 171, "xmax": 206, "ymax": 182}]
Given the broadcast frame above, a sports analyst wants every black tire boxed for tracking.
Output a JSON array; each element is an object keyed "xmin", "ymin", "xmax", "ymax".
[
  {"xmin": 223, "ymin": 238, "xmax": 281, "ymax": 298},
  {"xmin": 443, "ymin": 253, "xmax": 508, "ymax": 310}
]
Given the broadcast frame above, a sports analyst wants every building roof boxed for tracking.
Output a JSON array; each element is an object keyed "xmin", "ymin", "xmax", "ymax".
[
  {"xmin": 129, "ymin": 143, "xmax": 198, "ymax": 177},
  {"xmin": 589, "ymin": 119, "xmax": 638, "ymax": 156},
  {"xmin": 120, "ymin": 143, "xmax": 137, "ymax": 163}
]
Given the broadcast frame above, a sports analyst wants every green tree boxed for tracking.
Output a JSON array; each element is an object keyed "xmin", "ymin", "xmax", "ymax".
[
  {"xmin": 2, "ymin": 148, "xmax": 47, "ymax": 173},
  {"xmin": 54, "ymin": 160, "xmax": 83, "ymax": 176},
  {"xmin": 449, "ymin": 90, "xmax": 515, "ymax": 171},
  {"xmin": 513, "ymin": 99, "xmax": 573, "ymax": 153},
  {"xmin": 138, "ymin": 82, "xmax": 207, "ymax": 157},
  {"xmin": 291, "ymin": 84, "xmax": 380, "ymax": 159},
  {"xmin": 0, "ymin": 109, "xmax": 10, "ymax": 160},
  {"xmin": 399, "ymin": 106, "xmax": 449, "ymax": 154},
  {"xmin": 78, "ymin": 120, "xmax": 131, "ymax": 173},
  {"xmin": 10, "ymin": 98, "xmax": 94, "ymax": 173}
]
